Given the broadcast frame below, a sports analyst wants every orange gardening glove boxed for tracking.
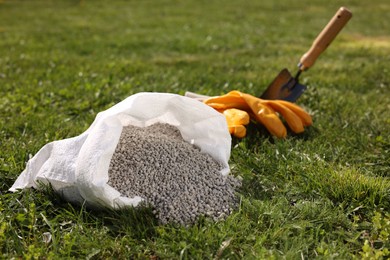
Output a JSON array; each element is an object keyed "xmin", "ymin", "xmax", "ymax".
[
  {"xmin": 222, "ymin": 108, "xmax": 250, "ymax": 138},
  {"xmin": 204, "ymin": 90, "xmax": 312, "ymax": 138}
]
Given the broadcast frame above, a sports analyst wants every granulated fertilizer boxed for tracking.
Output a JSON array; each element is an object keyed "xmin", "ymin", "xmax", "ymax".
[{"xmin": 108, "ymin": 123, "xmax": 241, "ymax": 225}]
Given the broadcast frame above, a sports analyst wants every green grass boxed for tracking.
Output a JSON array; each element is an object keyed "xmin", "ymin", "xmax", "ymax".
[{"xmin": 1, "ymin": 0, "xmax": 389, "ymax": 258}]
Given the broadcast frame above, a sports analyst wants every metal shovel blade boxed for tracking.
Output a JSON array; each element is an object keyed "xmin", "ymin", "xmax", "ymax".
[{"xmin": 260, "ymin": 69, "xmax": 307, "ymax": 102}]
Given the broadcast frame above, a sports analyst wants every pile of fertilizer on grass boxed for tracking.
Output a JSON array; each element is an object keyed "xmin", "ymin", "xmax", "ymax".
[{"xmin": 107, "ymin": 123, "xmax": 241, "ymax": 225}]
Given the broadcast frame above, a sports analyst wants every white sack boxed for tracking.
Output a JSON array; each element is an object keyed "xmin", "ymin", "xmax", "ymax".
[{"xmin": 9, "ymin": 92, "xmax": 231, "ymax": 209}]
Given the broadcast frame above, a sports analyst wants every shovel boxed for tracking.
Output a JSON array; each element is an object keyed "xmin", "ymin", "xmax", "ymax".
[{"xmin": 260, "ymin": 7, "xmax": 352, "ymax": 102}]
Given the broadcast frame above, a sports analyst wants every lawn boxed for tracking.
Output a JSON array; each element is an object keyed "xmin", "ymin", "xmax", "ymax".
[{"xmin": 1, "ymin": 0, "xmax": 389, "ymax": 258}]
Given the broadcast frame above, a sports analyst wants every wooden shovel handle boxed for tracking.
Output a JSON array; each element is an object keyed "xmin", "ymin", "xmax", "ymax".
[{"xmin": 299, "ymin": 7, "xmax": 352, "ymax": 71}]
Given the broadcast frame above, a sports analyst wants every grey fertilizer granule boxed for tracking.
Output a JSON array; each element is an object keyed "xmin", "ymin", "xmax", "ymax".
[{"xmin": 108, "ymin": 123, "xmax": 241, "ymax": 225}]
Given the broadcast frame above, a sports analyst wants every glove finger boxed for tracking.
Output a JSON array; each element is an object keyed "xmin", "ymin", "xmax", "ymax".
[
  {"xmin": 223, "ymin": 108, "xmax": 250, "ymax": 126},
  {"xmin": 205, "ymin": 101, "xmax": 248, "ymax": 111},
  {"xmin": 228, "ymin": 125, "xmax": 247, "ymax": 138},
  {"xmin": 203, "ymin": 94, "xmax": 243, "ymax": 105},
  {"xmin": 270, "ymin": 100, "xmax": 312, "ymax": 126},
  {"xmin": 266, "ymin": 101, "xmax": 305, "ymax": 134},
  {"xmin": 240, "ymin": 92, "xmax": 287, "ymax": 138},
  {"xmin": 255, "ymin": 106, "xmax": 287, "ymax": 138},
  {"xmin": 203, "ymin": 91, "xmax": 250, "ymax": 111}
]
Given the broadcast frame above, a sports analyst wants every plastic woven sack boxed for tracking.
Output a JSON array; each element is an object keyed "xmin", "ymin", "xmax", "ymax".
[{"xmin": 9, "ymin": 92, "xmax": 231, "ymax": 209}]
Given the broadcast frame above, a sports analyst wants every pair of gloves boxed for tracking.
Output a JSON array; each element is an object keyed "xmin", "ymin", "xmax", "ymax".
[{"xmin": 203, "ymin": 91, "xmax": 312, "ymax": 138}]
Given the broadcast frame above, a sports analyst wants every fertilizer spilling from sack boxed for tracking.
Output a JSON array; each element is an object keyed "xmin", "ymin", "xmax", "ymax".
[{"xmin": 108, "ymin": 123, "xmax": 241, "ymax": 225}]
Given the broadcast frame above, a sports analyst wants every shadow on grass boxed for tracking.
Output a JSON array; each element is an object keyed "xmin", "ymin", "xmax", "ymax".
[
  {"xmin": 35, "ymin": 183, "xmax": 159, "ymax": 240},
  {"xmin": 99, "ymin": 206, "xmax": 158, "ymax": 239},
  {"xmin": 231, "ymin": 120, "xmax": 318, "ymax": 151},
  {"xmin": 230, "ymin": 122, "xmax": 320, "ymax": 204}
]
